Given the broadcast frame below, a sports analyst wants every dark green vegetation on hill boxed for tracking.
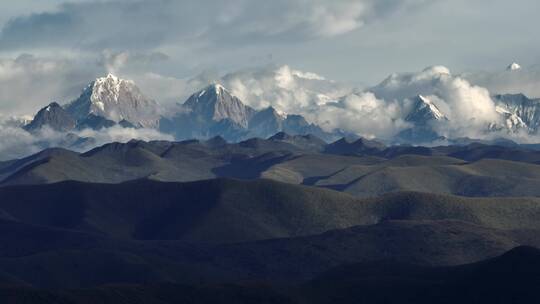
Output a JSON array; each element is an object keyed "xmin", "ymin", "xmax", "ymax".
[
  {"xmin": 0, "ymin": 178, "xmax": 540, "ymax": 290},
  {"xmin": 2, "ymin": 136, "xmax": 540, "ymax": 302}
]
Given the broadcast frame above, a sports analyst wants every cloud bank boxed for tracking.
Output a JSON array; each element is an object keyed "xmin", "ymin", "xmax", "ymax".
[
  {"xmin": 369, "ymin": 66, "xmax": 501, "ymax": 138},
  {"xmin": 0, "ymin": 117, "xmax": 173, "ymax": 161},
  {"xmin": 0, "ymin": 62, "xmax": 536, "ymax": 160},
  {"xmin": 131, "ymin": 64, "xmax": 522, "ymax": 141},
  {"xmin": 211, "ymin": 65, "xmax": 504, "ymax": 140},
  {"xmin": 221, "ymin": 65, "xmax": 354, "ymax": 113}
]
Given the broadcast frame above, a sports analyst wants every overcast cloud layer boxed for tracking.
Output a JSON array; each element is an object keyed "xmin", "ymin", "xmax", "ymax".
[
  {"xmin": 0, "ymin": 0, "xmax": 540, "ymax": 115},
  {"xmin": 0, "ymin": 0, "xmax": 422, "ymax": 50},
  {"xmin": 0, "ymin": 118, "xmax": 173, "ymax": 161},
  {"xmin": 1, "ymin": 0, "xmax": 540, "ymax": 159}
]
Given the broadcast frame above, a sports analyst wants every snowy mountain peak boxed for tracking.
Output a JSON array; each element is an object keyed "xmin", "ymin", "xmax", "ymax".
[
  {"xmin": 104, "ymin": 73, "xmax": 119, "ymax": 81},
  {"xmin": 93, "ymin": 73, "xmax": 135, "ymax": 99},
  {"xmin": 92, "ymin": 73, "xmax": 134, "ymax": 95},
  {"xmin": 507, "ymin": 62, "xmax": 522, "ymax": 71},
  {"xmin": 212, "ymin": 83, "xmax": 226, "ymax": 95},
  {"xmin": 405, "ymin": 95, "xmax": 446, "ymax": 124},
  {"xmin": 65, "ymin": 74, "xmax": 159, "ymax": 128},
  {"xmin": 418, "ymin": 95, "xmax": 445, "ymax": 120},
  {"xmin": 194, "ymin": 83, "xmax": 229, "ymax": 99},
  {"xmin": 191, "ymin": 84, "xmax": 233, "ymax": 103},
  {"xmin": 183, "ymin": 84, "xmax": 255, "ymax": 128}
]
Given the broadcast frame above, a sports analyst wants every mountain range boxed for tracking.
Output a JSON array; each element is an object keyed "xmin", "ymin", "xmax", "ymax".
[
  {"xmin": 159, "ymin": 83, "xmax": 342, "ymax": 141},
  {"xmin": 390, "ymin": 92, "xmax": 540, "ymax": 143},
  {"xmin": 22, "ymin": 74, "xmax": 346, "ymax": 144},
  {"xmin": 17, "ymin": 71, "xmax": 540, "ymax": 150}
]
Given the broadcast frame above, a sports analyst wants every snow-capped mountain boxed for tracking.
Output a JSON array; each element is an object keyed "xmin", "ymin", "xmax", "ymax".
[
  {"xmin": 19, "ymin": 68, "xmax": 540, "ymax": 148},
  {"xmin": 394, "ymin": 95, "xmax": 447, "ymax": 143},
  {"xmin": 161, "ymin": 83, "xmax": 344, "ymax": 142},
  {"xmin": 507, "ymin": 62, "xmax": 522, "ymax": 71},
  {"xmin": 493, "ymin": 93, "xmax": 540, "ymax": 132},
  {"xmin": 24, "ymin": 102, "xmax": 76, "ymax": 132},
  {"xmin": 395, "ymin": 92, "xmax": 540, "ymax": 141},
  {"xmin": 183, "ymin": 84, "xmax": 256, "ymax": 128},
  {"xmin": 65, "ymin": 74, "xmax": 160, "ymax": 128},
  {"xmin": 405, "ymin": 95, "xmax": 446, "ymax": 124},
  {"xmin": 24, "ymin": 74, "xmax": 160, "ymax": 133},
  {"xmin": 395, "ymin": 92, "xmax": 540, "ymax": 142},
  {"xmin": 161, "ymin": 84, "xmax": 256, "ymax": 140}
]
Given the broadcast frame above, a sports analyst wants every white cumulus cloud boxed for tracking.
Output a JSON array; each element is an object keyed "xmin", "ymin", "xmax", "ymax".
[{"xmin": 370, "ymin": 66, "xmax": 502, "ymax": 139}]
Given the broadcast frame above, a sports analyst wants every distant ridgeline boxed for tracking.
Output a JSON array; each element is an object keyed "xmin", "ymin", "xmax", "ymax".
[{"xmin": 20, "ymin": 73, "xmax": 540, "ymax": 148}]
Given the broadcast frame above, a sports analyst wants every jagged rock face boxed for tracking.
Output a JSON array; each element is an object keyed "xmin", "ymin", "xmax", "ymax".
[
  {"xmin": 183, "ymin": 84, "xmax": 256, "ymax": 128},
  {"xmin": 162, "ymin": 84, "xmax": 343, "ymax": 142},
  {"xmin": 494, "ymin": 107, "xmax": 528, "ymax": 133},
  {"xmin": 65, "ymin": 74, "xmax": 160, "ymax": 128},
  {"xmin": 24, "ymin": 102, "xmax": 76, "ymax": 132},
  {"xmin": 494, "ymin": 94, "xmax": 540, "ymax": 133},
  {"xmin": 163, "ymin": 84, "xmax": 256, "ymax": 141}
]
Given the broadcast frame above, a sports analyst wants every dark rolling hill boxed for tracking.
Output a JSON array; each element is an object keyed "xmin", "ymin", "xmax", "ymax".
[
  {"xmin": 302, "ymin": 246, "xmax": 540, "ymax": 304},
  {"xmin": 0, "ymin": 178, "xmax": 363, "ymax": 242},
  {"xmin": 2, "ymin": 137, "xmax": 540, "ymax": 302},
  {"xmin": 263, "ymin": 154, "xmax": 540, "ymax": 197},
  {"xmin": 4, "ymin": 136, "xmax": 540, "ymax": 199},
  {"xmin": 0, "ymin": 137, "xmax": 310, "ymax": 186},
  {"xmin": 1, "ymin": 245, "xmax": 540, "ymax": 303},
  {"xmin": 2, "ymin": 178, "xmax": 540, "ymax": 243},
  {"xmin": 0, "ymin": 178, "xmax": 539, "ymax": 301},
  {"xmin": 0, "ymin": 216, "xmax": 536, "ymax": 289}
]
